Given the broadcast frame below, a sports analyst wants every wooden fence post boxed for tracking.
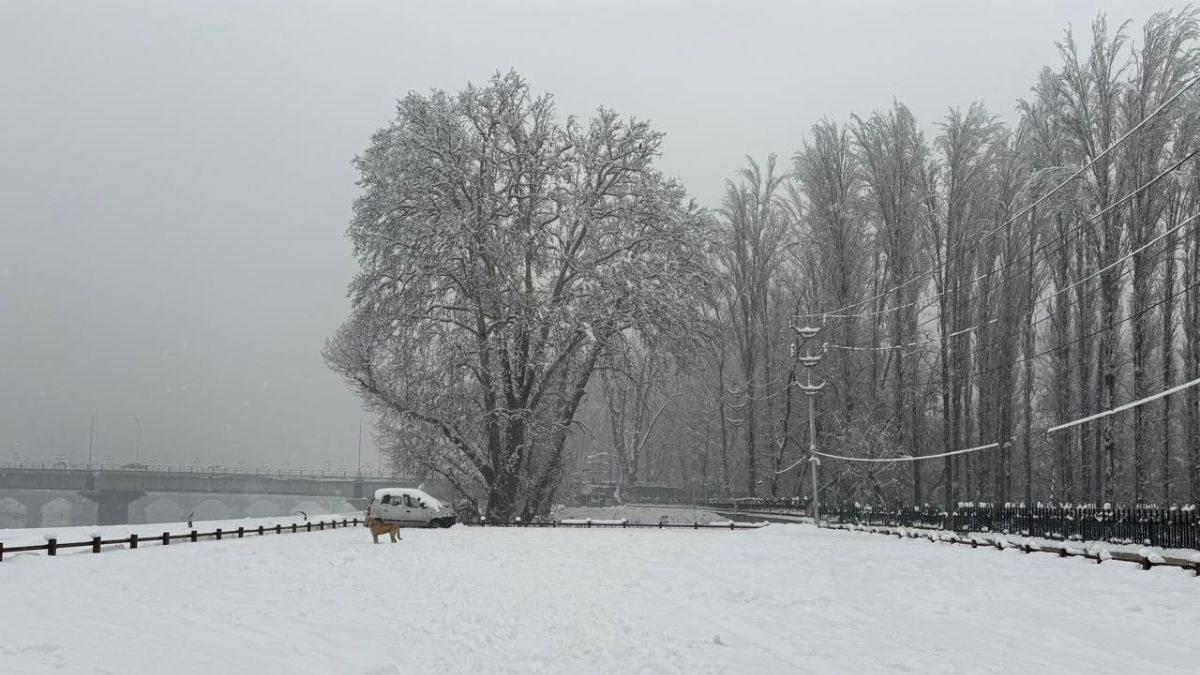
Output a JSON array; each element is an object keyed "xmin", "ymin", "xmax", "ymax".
[
  {"xmin": 47, "ymin": 538, "xmax": 56, "ymax": 556},
  {"xmin": 216, "ymin": 529, "xmax": 222, "ymax": 541},
  {"xmin": 130, "ymin": 533, "xmax": 138, "ymax": 549},
  {"xmin": 319, "ymin": 521, "xmax": 324, "ymax": 531},
  {"xmin": 275, "ymin": 524, "xmax": 281, "ymax": 535},
  {"xmin": 258, "ymin": 525, "xmax": 264, "ymax": 536},
  {"xmin": 92, "ymin": 536, "xmax": 101, "ymax": 553},
  {"xmin": 306, "ymin": 522, "xmax": 311, "ymax": 532},
  {"xmin": 1, "ymin": 542, "xmax": 5, "ymax": 562},
  {"xmin": 238, "ymin": 526, "xmax": 244, "ymax": 538},
  {"xmin": 162, "ymin": 532, "xmax": 169, "ymax": 546},
  {"xmin": 291, "ymin": 523, "xmax": 297, "ymax": 533}
]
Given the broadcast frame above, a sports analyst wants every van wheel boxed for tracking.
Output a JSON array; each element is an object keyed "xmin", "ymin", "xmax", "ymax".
[{"xmin": 439, "ymin": 518, "xmax": 454, "ymax": 529}]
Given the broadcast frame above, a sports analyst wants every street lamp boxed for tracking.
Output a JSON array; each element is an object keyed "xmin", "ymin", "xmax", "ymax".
[
  {"xmin": 133, "ymin": 416, "xmax": 141, "ymax": 463},
  {"xmin": 357, "ymin": 418, "xmax": 364, "ymax": 477},
  {"xmin": 88, "ymin": 409, "xmax": 99, "ymax": 468}
]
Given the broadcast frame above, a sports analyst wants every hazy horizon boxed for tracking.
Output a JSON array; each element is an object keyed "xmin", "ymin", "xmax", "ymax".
[{"xmin": 1, "ymin": 0, "xmax": 1189, "ymax": 470}]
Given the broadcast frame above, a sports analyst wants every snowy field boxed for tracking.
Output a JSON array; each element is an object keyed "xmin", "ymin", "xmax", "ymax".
[{"xmin": 2, "ymin": 523, "xmax": 1198, "ymax": 674}]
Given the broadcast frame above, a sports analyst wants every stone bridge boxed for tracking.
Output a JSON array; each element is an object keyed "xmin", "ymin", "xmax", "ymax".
[{"xmin": 0, "ymin": 466, "xmax": 454, "ymax": 527}]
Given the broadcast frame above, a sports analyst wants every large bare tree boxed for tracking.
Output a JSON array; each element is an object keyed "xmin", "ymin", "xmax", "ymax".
[{"xmin": 326, "ymin": 73, "xmax": 713, "ymax": 521}]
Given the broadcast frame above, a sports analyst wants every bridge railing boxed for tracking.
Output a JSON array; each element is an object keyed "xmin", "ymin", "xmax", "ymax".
[{"xmin": 0, "ymin": 463, "xmax": 414, "ymax": 481}]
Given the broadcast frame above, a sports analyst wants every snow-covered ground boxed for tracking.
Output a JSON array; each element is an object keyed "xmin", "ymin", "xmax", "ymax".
[{"xmin": 1, "ymin": 523, "xmax": 1197, "ymax": 674}]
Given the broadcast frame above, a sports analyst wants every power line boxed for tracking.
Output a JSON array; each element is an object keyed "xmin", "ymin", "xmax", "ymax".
[
  {"xmin": 834, "ymin": 270, "xmax": 1200, "ymax": 391},
  {"xmin": 828, "ymin": 221, "xmax": 1195, "ymax": 379},
  {"xmin": 1047, "ymin": 376, "xmax": 1200, "ymax": 434},
  {"xmin": 827, "ymin": 208, "xmax": 1196, "ymax": 365},
  {"xmin": 829, "ymin": 319, "xmax": 998, "ymax": 352},
  {"xmin": 821, "ymin": 145, "xmax": 1200, "ymax": 329},
  {"xmin": 813, "ymin": 442, "xmax": 1002, "ymax": 464},
  {"xmin": 1046, "ymin": 212, "xmax": 1198, "ymax": 303},
  {"xmin": 797, "ymin": 74, "xmax": 1200, "ymax": 321}
]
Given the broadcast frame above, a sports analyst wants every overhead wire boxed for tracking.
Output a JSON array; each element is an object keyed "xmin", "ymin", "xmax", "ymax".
[
  {"xmin": 819, "ymin": 145, "xmax": 1200, "ymax": 338},
  {"xmin": 1047, "ymin": 376, "xmax": 1200, "ymax": 433},
  {"xmin": 834, "ymin": 269, "xmax": 1200, "ymax": 391},
  {"xmin": 795, "ymin": 74, "xmax": 1200, "ymax": 321},
  {"xmin": 831, "ymin": 209, "xmax": 1195, "ymax": 369}
]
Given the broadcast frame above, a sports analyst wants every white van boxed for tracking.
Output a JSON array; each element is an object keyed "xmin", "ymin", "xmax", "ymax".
[{"xmin": 366, "ymin": 487, "xmax": 457, "ymax": 528}]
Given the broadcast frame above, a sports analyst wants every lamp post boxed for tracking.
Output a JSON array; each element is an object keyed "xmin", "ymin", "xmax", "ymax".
[
  {"xmin": 357, "ymin": 418, "xmax": 364, "ymax": 477},
  {"xmin": 88, "ymin": 410, "xmax": 99, "ymax": 468},
  {"xmin": 133, "ymin": 416, "xmax": 141, "ymax": 463}
]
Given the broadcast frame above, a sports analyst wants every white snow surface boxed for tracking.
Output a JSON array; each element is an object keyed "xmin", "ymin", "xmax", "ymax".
[{"xmin": 1, "ymin": 524, "xmax": 1198, "ymax": 674}]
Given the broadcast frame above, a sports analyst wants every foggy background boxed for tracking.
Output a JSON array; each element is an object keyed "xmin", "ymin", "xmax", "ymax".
[{"xmin": 0, "ymin": 0, "xmax": 1187, "ymax": 471}]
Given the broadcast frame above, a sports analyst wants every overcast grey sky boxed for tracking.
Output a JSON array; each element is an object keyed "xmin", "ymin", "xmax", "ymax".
[{"xmin": 0, "ymin": 0, "xmax": 1189, "ymax": 470}]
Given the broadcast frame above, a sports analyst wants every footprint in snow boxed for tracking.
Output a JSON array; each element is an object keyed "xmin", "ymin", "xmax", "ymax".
[{"xmin": 713, "ymin": 634, "xmax": 725, "ymax": 646}]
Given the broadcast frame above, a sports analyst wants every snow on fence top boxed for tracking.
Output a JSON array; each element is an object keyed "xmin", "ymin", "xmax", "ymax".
[{"xmin": 0, "ymin": 517, "xmax": 362, "ymax": 563}]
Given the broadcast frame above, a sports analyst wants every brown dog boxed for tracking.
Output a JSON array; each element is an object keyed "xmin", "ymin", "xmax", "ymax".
[{"xmin": 366, "ymin": 516, "xmax": 401, "ymax": 544}]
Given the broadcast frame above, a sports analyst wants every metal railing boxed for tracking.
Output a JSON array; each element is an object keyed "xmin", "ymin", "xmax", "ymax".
[
  {"xmin": 0, "ymin": 463, "xmax": 411, "ymax": 481},
  {"xmin": 823, "ymin": 503, "xmax": 1200, "ymax": 550}
]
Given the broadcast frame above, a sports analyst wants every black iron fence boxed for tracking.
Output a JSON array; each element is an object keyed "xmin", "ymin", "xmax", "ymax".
[{"xmin": 823, "ymin": 504, "xmax": 1200, "ymax": 550}]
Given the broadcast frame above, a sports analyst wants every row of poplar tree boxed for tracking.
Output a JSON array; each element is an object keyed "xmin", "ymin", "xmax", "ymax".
[{"xmin": 573, "ymin": 9, "xmax": 1200, "ymax": 510}]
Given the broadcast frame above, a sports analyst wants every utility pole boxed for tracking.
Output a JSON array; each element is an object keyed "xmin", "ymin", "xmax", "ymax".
[{"xmin": 792, "ymin": 319, "xmax": 826, "ymax": 524}]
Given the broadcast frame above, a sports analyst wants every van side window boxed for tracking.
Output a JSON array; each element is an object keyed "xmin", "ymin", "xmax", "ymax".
[
  {"xmin": 381, "ymin": 495, "xmax": 391, "ymax": 505},
  {"xmin": 403, "ymin": 495, "xmax": 413, "ymax": 507}
]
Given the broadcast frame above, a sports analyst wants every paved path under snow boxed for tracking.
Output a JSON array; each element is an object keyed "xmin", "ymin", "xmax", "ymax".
[{"xmin": 0, "ymin": 524, "xmax": 1196, "ymax": 674}]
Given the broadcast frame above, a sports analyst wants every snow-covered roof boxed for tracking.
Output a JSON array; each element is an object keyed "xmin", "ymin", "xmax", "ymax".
[{"xmin": 372, "ymin": 487, "xmax": 446, "ymax": 511}]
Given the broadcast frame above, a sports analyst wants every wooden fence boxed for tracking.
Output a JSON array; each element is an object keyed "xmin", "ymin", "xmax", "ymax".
[{"xmin": 0, "ymin": 517, "xmax": 361, "ymax": 563}]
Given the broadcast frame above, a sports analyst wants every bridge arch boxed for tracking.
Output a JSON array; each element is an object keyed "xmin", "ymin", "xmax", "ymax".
[
  {"xmin": 0, "ymin": 497, "xmax": 26, "ymax": 528},
  {"xmin": 243, "ymin": 499, "xmax": 281, "ymax": 518},
  {"xmin": 41, "ymin": 497, "xmax": 75, "ymax": 527},
  {"xmin": 192, "ymin": 498, "xmax": 232, "ymax": 522},
  {"xmin": 144, "ymin": 497, "xmax": 186, "ymax": 524}
]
